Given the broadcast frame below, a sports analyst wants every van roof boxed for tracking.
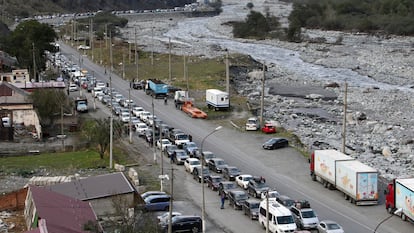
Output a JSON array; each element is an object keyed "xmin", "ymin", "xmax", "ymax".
[{"xmin": 260, "ymin": 199, "xmax": 292, "ymax": 216}]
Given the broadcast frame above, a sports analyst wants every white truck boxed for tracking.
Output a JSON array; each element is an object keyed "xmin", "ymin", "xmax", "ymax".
[
  {"xmin": 174, "ymin": 90, "xmax": 192, "ymax": 109},
  {"xmin": 206, "ymin": 89, "xmax": 229, "ymax": 111},
  {"xmin": 310, "ymin": 150, "xmax": 379, "ymax": 205},
  {"xmin": 259, "ymin": 199, "xmax": 297, "ymax": 233}
]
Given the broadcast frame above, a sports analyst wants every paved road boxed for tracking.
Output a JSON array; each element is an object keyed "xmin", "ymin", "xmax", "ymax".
[{"xmin": 60, "ymin": 42, "xmax": 413, "ymax": 233}]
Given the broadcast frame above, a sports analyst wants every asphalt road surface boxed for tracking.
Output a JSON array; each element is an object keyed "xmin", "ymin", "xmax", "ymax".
[{"xmin": 60, "ymin": 42, "xmax": 413, "ymax": 233}]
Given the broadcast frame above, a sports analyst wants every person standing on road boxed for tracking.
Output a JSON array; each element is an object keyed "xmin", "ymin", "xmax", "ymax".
[{"xmin": 220, "ymin": 190, "xmax": 225, "ymax": 209}]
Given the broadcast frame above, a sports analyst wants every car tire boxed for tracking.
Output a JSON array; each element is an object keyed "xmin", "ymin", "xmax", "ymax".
[{"xmin": 192, "ymin": 227, "xmax": 200, "ymax": 233}]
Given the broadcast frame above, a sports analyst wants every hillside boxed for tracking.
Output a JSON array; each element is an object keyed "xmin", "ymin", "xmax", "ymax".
[{"xmin": 0, "ymin": 0, "xmax": 195, "ymax": 22}]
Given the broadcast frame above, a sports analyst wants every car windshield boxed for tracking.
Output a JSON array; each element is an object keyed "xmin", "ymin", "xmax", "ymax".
[
  {"xmin": 236, "ymin": 193, "xmax": 248, "ymax": 200},
  {"xmin": 255, "ymin": 182, "xmax": 268, "ymax": 188},
  {"xmin": 302, "ymin": 210, "xmax": 316, "ymax": 218},
  {"xmin": 204, "ymin": 153, "xmax": 215, "ymax": 159},
  {"xmin": 243, "ymin": 176, "xmax": 253, "ymax": 181},
  {"xmin": 212, "ymin": 177, "xmax": 221, "ymax": 182},
  {"xmin": 187, "ymin": 142, "xmax": 197, "ymax": 148},
  {"xmin": 284, "ymin": 199, "xmax": 295, "ymax": 207},
  {"xmin": 327, "ymin": 223, "xmax": 341, "ymax": 230},
  {"xmin": 177, "ymin": 134, "xmax": 188, "ymax": 140},
  {"xmin": 167, "ymin": 146, "xmax": 178, "ymax": 152},
  {"xmin": 176, "ymin": 151, "xmax": 186, "ymax": 156},
  {"xmin": 225, "ymin": 183, "xmax": 237, "ymax": 189},
  {"xmin": 276, "ymin": 215, "xmax": 295, "ymax": 224},
  {"xmin": 230, "ymin": 168, "xmax": 240, "ymax": 173},
  {"xmin": 190, "ymin": 160, "xmax": 200, "ymax": 165},
  {"xmin": 216, "ymin": 160, "xmax": 225, "ymax": 165},
  {"xmin": 250, "ymin": 203, "xmax": 260, "ymax": 209}
]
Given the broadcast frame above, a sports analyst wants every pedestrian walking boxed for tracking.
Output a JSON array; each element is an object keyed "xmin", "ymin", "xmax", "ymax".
[{"xmin": 220, "ymin": 190, "xmax": 225, "ymax": 209}]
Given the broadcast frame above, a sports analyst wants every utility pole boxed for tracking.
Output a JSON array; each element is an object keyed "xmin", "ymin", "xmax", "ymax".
[
  {"xmin": 32, "ymin": 43, "xmax": 36, "ymax": 81},
  {"xmin": 109, "ymin": 31, "xmax": 113, "ymax": 72},
  {"xmin": 122, "ymin": 53, "xmax": 125, "ymax": 79},
  {"xmin": 151, "ymin": 26, "xmax": 154, "ymax": 66},
  {"xmin": 61, "ymin": 105, "xmax": 64, "ymax": 151},
  {"xmin": 266, "ymin": 193, "xmax": 269, "ymax": 233},
  {"xmin": 152, "ymin": 96, "xmax": 156, "ymax": 164},
  {"xmin": 168, "ymin": 167, "xmax": 174, "ymax": 233},
  {"xmin": 105, "ymin": 24, "xmax": 108, "ymax": 49},
  {"xmin": 135, "ymin": 28, "xmax": 139, "ymax": 81},
  {"xmin": 128, "ymin": 31, "xmax": 131, "ymax": 64},
  {"xmin": 90, "ymin": 18, "xmax": 94, "ymax": 62},
  {"xmin": 260, "ymin": 63, "xmax": 265, "ymax": 127},
  {"xmin": 225, "ymin": 50, "xmax": 229, "ymax": 94},
  {"xmin": 129, "ymin": 88, "xmax": 132, "ymax": 143},
  {"xmin": 341, "ymin": 82, "xmax": 348, "ymax": 153},
  {"xmin": 183, "ymin": 54, "xmax": 186, "ymax": 84},
  {"xmin": 169, "ymin": 37, "xmax": 172, "ymax": 82},
  {"xmin": 109, "ymin": 75, "xmax": 114, "ymax": 169}
]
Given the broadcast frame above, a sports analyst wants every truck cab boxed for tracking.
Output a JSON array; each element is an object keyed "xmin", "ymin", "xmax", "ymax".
[{"xmin": 385, "ymin": 182, "xmax": 395, "ymax": 213}]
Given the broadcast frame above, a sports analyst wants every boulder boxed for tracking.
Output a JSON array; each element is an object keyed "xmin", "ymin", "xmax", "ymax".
[{"xmin": 382, "ymin": 146, "xmax": 392, "ymax": 157}]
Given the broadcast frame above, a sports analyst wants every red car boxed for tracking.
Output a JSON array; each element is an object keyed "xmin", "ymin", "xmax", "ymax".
[{"xmin": 261, "ymin": 124, "xmax": 276, "ymax": 134}]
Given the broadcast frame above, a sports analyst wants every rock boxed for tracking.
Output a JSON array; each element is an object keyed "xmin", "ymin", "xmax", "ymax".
[
  {"xmin": 382, "ymin": 146, "xmax": 392, "ymax": 157},
  {"xmin": 324, "ymin": 82, "xmax": 340, "ymax": 88},
  {"xmin": 353, "ymin": 111, "xmax": 367, "ymax": 121}
]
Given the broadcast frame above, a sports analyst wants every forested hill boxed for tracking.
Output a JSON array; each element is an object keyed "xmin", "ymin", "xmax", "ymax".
[{"xmin": 0, "ymin": 0, "xmax": 195, "ymax": 19}]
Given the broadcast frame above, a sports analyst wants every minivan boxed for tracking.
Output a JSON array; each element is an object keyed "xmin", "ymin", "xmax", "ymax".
[{"xmin": 143, "ymin": 194, "xmax": 170, "ymax": 211}]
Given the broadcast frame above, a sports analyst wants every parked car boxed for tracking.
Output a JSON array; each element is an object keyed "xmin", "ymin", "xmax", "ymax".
[
  {"xmin": 132, "ymin": 106, "xmax": 144, "ymax": 117},
  {"xmin": 236, "ymin": 174, "xmax": 254, "ymax": 189},
  {"xmin": 182, "ymin": 141, "xmax": 199, "ymax": 157},
  {"xmin": 276, "ymin": 195, "xmax": 296, "ymax": 208},
  {"xmin": 172, "ymin": 150, "xmax": 189, "ymax": 165},
  {"xmin": 247, "ymin": 177, "xmax": 269, "ymax": 198},
  {"xmin": 242, "ymin": 199, "xmax": 260, "ymax": 220},
  {"xmin": 157, "ymin": 212, "xmax": 182, "ymax": 224},
  {"xmin": 218, "ymin": 181, "xmax": 238, "ymax": 198},
  {"xmin": 197, "ymin": 151, "xmax": 216, "ymax": 165},
  {"xmin": 136, "ymin": 123, "xmax": 148, "ymax": 136},
  {"xmin": 160, "ymin": 215, "xmax": 202, "ymax": 233},
  {"xmin": 262, "ymin": 138, "xmax": 289, "ymax": 150},
  {"xmin": 260, "ymin": 190, "xmax": 280, "ymax": 200},
  {"xmin": 223, "ymin": 166, "xmax": 241, "ymax": 181},
  {"xmin": 192, "ymin": 166, "xmax": 210, "ymax": 183},
  {"xmin": 156, "ymin": 138, "xmax": 172, "ymax": 151},
  {"xmin": 208, "ymin": 158, "xmax": 227, "ymax": 173},
  {"xmin": 228, "ymin": 190, "xmax": 249, "ymax": 210},
  {"xmin": 290, "ymin": 205, "xmax": 319, "ymax": 230},
  {"xmin": 165, "ymin": 145, "xmax": 178, "ymax": 158},
  {"xmin": 184, "ymin": 158, "xmax": 201, "ymax": 173},
  {"xmin": 143, "ymin": 194, "xmax": 170, "ymax": 211},
  {"xmin": 69, "ymin": 83, "xmax": 78, "ymax": 92},
  {"xmin": 261, "ymin": 123, "xmax": 276, "ymax": 134},
  {"xmin": 317, "ymin": 220, "xmax": 344, "ymax": 233},
  {"xmin": 141, "ymin": 191, "xmax": 166, "ymax": 199},
  {"xmin": 207, "ymin": 175, "xmax": 222, "ymax": 191}
]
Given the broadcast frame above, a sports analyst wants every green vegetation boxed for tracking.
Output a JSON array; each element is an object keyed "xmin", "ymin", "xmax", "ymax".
[
  {"xmin": 0, "ymin": 20, "xmax": 57, "ymax": 79},
  {"xmin": 232, "ymin": 10, "xmax": 281, "ymax": 39},
  {"xmin": 30, "ymin": 89, "xmax": 70, "ymax": 128},
  {"xmin": 0, "ymin": 151, "xmax": 108, "ymax": 175},
  {"xmin": 289, "ymin": 0, "xmax": 414, "ymax": 36}
]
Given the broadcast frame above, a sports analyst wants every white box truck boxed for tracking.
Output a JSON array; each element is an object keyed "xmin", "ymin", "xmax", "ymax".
[
  {"xmin": 206, "ymin": 89, "xmax": 229, "ymax": 110},
  {"xmin": 310, "ymin": 150, "xmax": 379, "ymax": 205}
]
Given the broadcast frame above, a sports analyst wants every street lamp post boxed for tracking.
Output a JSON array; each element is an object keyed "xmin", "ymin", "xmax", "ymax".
[
  {"xmin": 373, "ymin": 208, "xmax": 402, "ymax": 233},
  {"xmin": 200, "ymin": 126, "xmax": 222, "ymax": 233}
]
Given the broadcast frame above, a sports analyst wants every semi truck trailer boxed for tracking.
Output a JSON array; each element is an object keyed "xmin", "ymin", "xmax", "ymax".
[
  {"xmin": 145, "ymin": 79, "xmax": 168, "ymax": 98},
  {"xmin": 310, "ymin": 149, "xmax": 379, "ymax": 205}
]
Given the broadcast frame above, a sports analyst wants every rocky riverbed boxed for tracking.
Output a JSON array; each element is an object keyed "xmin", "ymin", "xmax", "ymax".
[{"xmin": 124, "ymin": 0, "xmax": 414, "ymax": 180}]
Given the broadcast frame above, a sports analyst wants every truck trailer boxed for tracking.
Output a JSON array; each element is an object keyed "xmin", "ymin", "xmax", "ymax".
[
  {"xmin": 206, "ymin": 89, "xmax": 229, "ymax": 111},
  {"xmin": 75, "ymin": 97, "xmax": 88, "ymax": 113},
  {"xmin": 145, "ymin": 79, "xmax": 168, "ymax": 98},
  {"xmin": 310, "ymin": 150, "xmax": 379, "ymax": 205},
  {"xmin": 385, "ymin": 178, "xmax": 414, "ymax": 222}
]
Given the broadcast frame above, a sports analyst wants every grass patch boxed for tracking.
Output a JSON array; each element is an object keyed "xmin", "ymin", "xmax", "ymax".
[{"xmin": 0, "ymin": 150, "xmax": 111, "ymax": 175}]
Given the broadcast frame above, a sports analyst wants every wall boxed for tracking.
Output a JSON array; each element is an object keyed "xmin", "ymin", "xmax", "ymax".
[{"xmin": 0, "ymin": 187, "xmax": 27, "ymax": 211}]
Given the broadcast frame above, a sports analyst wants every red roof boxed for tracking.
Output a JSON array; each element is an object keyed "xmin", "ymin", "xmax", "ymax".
[{"xmin": 28, "ymin": 185, "xmax": 101, "ymax": 233}]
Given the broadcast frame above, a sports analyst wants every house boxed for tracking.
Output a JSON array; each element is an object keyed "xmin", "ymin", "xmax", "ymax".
[
  {"xmin": 0, "ymin": 69, "xmax": 30, "ymax": 83},
  {"xmin": 45, "ymin": 172, "xmax": 138, "ymax": 217},
  {"xmin": 24, "ymin": 185, "xmax": 102, "ymax": 233},
  {"xmin": 0, "ymin": 81, "xmax": 41, "ymax": 140}
]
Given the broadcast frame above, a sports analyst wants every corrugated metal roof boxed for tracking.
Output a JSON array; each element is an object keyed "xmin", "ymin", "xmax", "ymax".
[
  {"xmin": 46, "ymin": 172, "xmax": 135, "ymax": 200},
  {"xmin": 29, "ymin": 185, "xmax": 100, "ymax": 233}
]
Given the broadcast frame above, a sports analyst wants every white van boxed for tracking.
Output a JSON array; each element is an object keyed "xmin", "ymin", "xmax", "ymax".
[
  {"xmin": 246, "ymin": 117, "xmax": 260, "ymax": 131},
  {"xmin": 259, "ymin": 199, "xmax": 297, "ymax": 233}
]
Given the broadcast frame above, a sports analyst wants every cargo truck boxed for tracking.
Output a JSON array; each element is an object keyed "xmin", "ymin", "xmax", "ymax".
[
  {"xmin": 385, "ymin": 178, "xmax": 414, "ymax": 222},
  {"xmin": 174, "ymin": 90, "xmax": 191, "ymax": 109},
  {"xmin": 206, "ymin": 89, "xmax": 229, "ymax": 111},
  {"xmin": 145, "ymin": 79, "xmax": 168, "ymax": 98},
  {"xmin": 310, "ymin": 150, "xmax": 379, "ymax": 205}
]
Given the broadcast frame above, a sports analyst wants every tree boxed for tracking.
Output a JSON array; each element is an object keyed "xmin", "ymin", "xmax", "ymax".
[
  {"xmin": 30, "ymin": 89, "xmax": 70, "ymax": 127},
  {"xmin": 1, "ymin": 20, "xmax": 57, "ymax": 80},
  {"xmin": 81, "ymin": 118, "xmax": 122, "ymax": 159},
  {"xmin": 246, "ymin": 2, "xmax": 254, "ymax": 10}
]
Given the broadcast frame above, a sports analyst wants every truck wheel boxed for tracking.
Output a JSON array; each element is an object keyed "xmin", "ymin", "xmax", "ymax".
[
  {"xmin": 387, "ymin": 206, "xmax": 394, "ymax": 214},
  {"xmin": 402, "ymin": 213, "xmax": 407, "ymax": 221},
  {"xmin": 311, "ymin": 174, "xmax": 317, "ymax": 181},
  {"xmin": 344, "ymin": 194, "xmax": 349, "ymax": 200}
]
